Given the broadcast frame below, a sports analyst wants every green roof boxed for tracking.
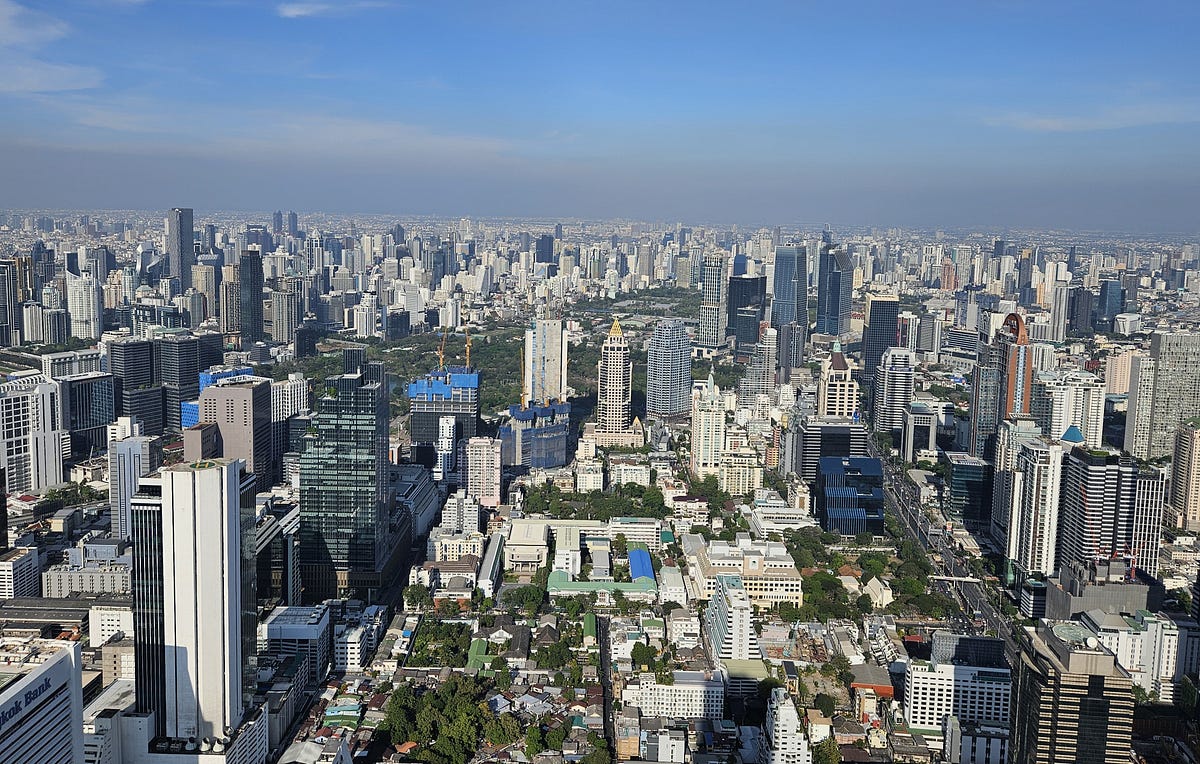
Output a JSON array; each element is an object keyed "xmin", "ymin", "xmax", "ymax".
[
  {"xmin": 546, "ymin": 570, "xmax": 656, "ymax": 596},
  {"xmin": 583, "ymin": 612, "xmax": 597, "ymax": 637}
]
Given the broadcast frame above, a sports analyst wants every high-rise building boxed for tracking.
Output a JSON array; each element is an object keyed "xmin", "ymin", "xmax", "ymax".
[
  {"xmin": 970, "ymin": 313, "xmax": 1034, "ymax": 460},
  {"xmin": 697, "ymin": 254, "xmax": 727, "ymax": 348},
  {"xmin": 816, "ymin": 345, "xmax": 858, "ymax": 419},
  {"xmin": 945, "ymin": 452, "xmax": 993, "ymax": 528},
  {"xmin": 646, "ymin": 318, "xmax": 691, "ymax": 418},
  {"xmin": 704, "ymin": 575, "xmax": 761, "ymax": 665},
  {"xmin": 219, "ymin": 264, "xmax": 240, "ymax": 335},
  {"xmin": 690, "ymin": 374, "xmax": 726, "ymax": 478},
  {"xmin": 760, "ymin": 687, "xmax": 811, "ymax": 764},
  {"xmin": 65, "ymin": 271, "xmax": 102, "ymax": 339},
  {"xmin": 156, "ymin": 332, "xmax": 199, "ymax": 432},
  {"xmin": 58, "ymin": 371, "xmax": 115, "ymax": 460},
  {"xmin": 1010, "ymin": 437, "xmax": 1065, "ymax": 580},
  {"xmin": 0, "ymin": 639, "xmax": 84, "ymax": 763},
  {"xmin": 464, "ymin": 436, "xmax": 502, "ymax": 508},
  {"xmin": 775, "ymin": 321, "xmax": 805, "ymax": 382},
  {"xmin": 990, "ymin": 417, "xmax": 1043, "ymax": 567},
  {"xmin": 0, "ymin": 372, "xmax": 66, "ymax": 493},
  {"xmin": 770, "ymin": 245, "xmax": 807, "ymax": 330},
  {"xmin": 299, "ymin": 356, "xmax": 399, "ymax": 601},
  {"xmin": 238, "ymin": 251, "xmax": 265, "ymax": 344},
  {"xmin": 903, "ymin": 632, "xmax": 1011, "ymax": 736},
  {"xmin": 861, "ymin": 293, "xmax": 900, "ymax": 379},
  {"xmin": 1009, "ymin": 621, "xmax": 1133, "ymax": 764},
  {"xmin": 1170, "ymin": 418, "xmax": 1200, "ymax": 531},
  {"xmin": 165, "ymin": 207, "xmax": 195, "ymax": 290},
  {"xmin": 522, "ymin": 318, "xmax": 568, "ymax": 406},
  {"xmin": 816, "ymin": 456, "xmax": 886, "ymax": 536},
  {"xmin": 0, "ymin": 259, "xmax": 19, "ymax": 346},
  {"xmin": 1124, "ymin": 332, "xmax": 1200, "ymax": 459},
  {"xmin": 407, "ymin": 366, "xmax": 480, "ymax": 446},
  {"xmin": 269, "ymin": 288, "xmax": 301, "ymax": 343},
  {"xmin": 198, "ymin": 375, "xmax": 274, "ymax": 492},
  {"xmin": 727, "ymin": 274, "xmax": 766, "ymax": 350},
  {"xmin": 737, "ymin": 325, "xmax": 777, "ymax": 407},
  {"xmin": 815, "ymin": 244, "xmax": 852, "ymax": 337},
  {"xmin": 131, "ymin": 459, "xmax": 260, "ymax": 744},
  {"xmin": 1031, "ymin": 370, "xmax": 1105, "ymax": 448},
  {"xmin": 872, "ymin": 347, "xmax": 916, "ymax": 434},
  {"xmin": 1059, "ymin": 446, "xmax": 1165, "ymax": 579},
  {"xmin": 595, "ymin": 318, "xmax": 638, "ymax": 443},
  {"xmin": 109, "ymin": 427, "xmax": 160, "ymax": 542},
  {"xmin": 108, "ymin": 336, "xmax": 164, "ymax": 436}
]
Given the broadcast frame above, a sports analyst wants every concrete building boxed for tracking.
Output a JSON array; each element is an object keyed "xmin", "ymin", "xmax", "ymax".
[
  {"xmin": 621, "ymin": 671, "xmax": 724, "ymax": 720},
  {"xmin": 1170, "ymin": 418, "xmax": 1200, "ymax": 531},
  {"xmin": 872, "ymin": 347, "xmax": 916, "ymax": 434},
  {"xmin": 690, "ymin": 374, "xmax": 726, "ymax": 478},
  {"xmin": 1031, "ymin": 370, "xmax": 1105, "ymax": 448},
  {"xmin": 1125, "ymin": 332, "xmax": 1200, "ymax": 459},
  {"xmin": 0, "ymin": 638, "xmax": 84, "ymax": 763},
  {"xmin": 0, "ymin": 547, "xmax": 40, "ymax": 598},
  {"xmin": 523, "ymin": 318, "xmax": 569, "ymax": 406},
  {"xmin": 593, "ymin": 318, "xmax": 643, "ymax": 447},
  {"xmin": 464, "ymin": 437, "xmax": 502, "ymax": 507},
  {"xmin": 0, "ymin": 372, "xmax": 66, "ymax": 493},
  {"xmin": 261, "ymin": 605, "xmax": 332, "ymax": 688},
  {"xmin": 760, "ymin": 687, "xmax": 812, "ymax": 764},
  {"xmin": 684, "ymin": 533, "xmax": 804, "ymax": 607},
  {"xmin": 1009, "ymin": 621, "xmax": 1133, "ymax": 764},
  {"xmin": 705, "ymin": 575, "xmax": 762, "ymax": 663},
  {"xmin": 902, "ymin": 633, "xmax": 1011, "ymax": 736},
  {"xmin": 816, "ymin": 346, "xmax": 858, "ymax": 419},
  {"xmin": 646, "ymin": 318, "xmax": 692, "ymax": 418},
  {"xmin": 197, "ymin": 375, "xmax": 274, "ymax": 492}
]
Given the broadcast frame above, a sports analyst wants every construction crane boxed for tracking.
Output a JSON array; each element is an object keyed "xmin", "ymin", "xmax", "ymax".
[
  {"xmin": 437, "ymin": 330, "xmax": 447, "ymax": 371},
  {"xmin": 464, "ymin": 327, "xmax": 472, "ymax": 368}
]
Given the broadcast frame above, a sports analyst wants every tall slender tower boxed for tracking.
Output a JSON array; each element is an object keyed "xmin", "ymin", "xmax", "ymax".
[
  {"xmin": 646, "ymin": 318, "xmax": 691, "ymax": 418},
  {"xmin": 697, "ymin": 254, "xmax": 727, "ymax": 348},
  {"xmin": 238, "ymin": 251, "xmax": 265, "ymax": 345},
  {"xmin": 523, "ymin": 318, "xmax": 568, "ymax": 406},
  {"xmin": 861, "ymin": 293, "xmax": 900, "ymax": 379},
  {"xmin": 970, "ymin": 312, "xmax": 1033, "ymax": 460},
  {"xmin": 770, "ymin": 245, "xmax": 807, "ymax": 329},
  {"xmin": 690, "ymin": 374, "xmax": 725, "ymax": 478},
  {"xmin": 132, "ymin": 459, "xmax": 258, "ymax": 742},
  {"xmin": 596, "ymin": 318, "xmax": 633, "ymax": 434},
  {"xmin": 1171, "ymin": 418, "xmax": 1200, "ymax": 531},
  {"xmin": 166, "ymin": 207, "xmax": 195, "ymax": 290}
]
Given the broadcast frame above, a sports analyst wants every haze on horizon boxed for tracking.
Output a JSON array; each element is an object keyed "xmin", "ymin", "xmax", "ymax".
[{"xmin": 1, "ymin": 0, "xmax": 1198, "ymax": 233}]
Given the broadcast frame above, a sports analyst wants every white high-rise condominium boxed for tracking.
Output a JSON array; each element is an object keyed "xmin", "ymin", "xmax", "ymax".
[
  {"xmin": 131, "ymin": 459, "xmax": 262, "ymax": 748},
  {"xmin": 760, "ymin": 687, "xmax": 812, "ymax": 764},
  {"xmin": 596, "ymin": 319, "xmax": 633, "ymax": 433},
  {"xmin": 990, "ymin": 417, "xmax": 1042, "ymax": 562},
  {"xmin": 817, "ymin": 344, "xmax": 859, "ymax": 419},
  {"xmin": 108, "ymin": 434, "xmax": 159, "ymax": 541},
  {"xmin": 523, "ymin": 318, "xmax": 569, "ymax": 405},
  {"xmin": 1125, "ymin": 332, "xmax": 1200, "ymax": 459},
  {"xmin": 737, "ymin": 326, "xmax": 778, "ymax": 408},
  {"xmin": 465, "ymin": 436, "xmax": 502, "ymax": 507},
  {"xmin": 704, "ymin": 575, "xmax": 761, "ymax": 664},
  {"xmin": 1011, "ymin": 438, "xmax": 1064, "ymax": 579},
  {"xmin": 690, "ymin": 374, "xmax": 726, "ymax": 478},
  {"xmin": 66, "ymin": 271, "xmax": 101, "ymax": 340},
  {"xmin": 646, "ymin": 318, "xmax": 692, "ymax": 417},
  {"xmin": 903, "ymin": 633, "xmax": 1011, "ymax": 736},
  {"xmin": 1171, "ymin": 418, "xmax": 1200, "ymax": 531},
  {"xmin": 873, "ymin": 347, "xmax": 916, "ymax": 433},
  {"xmin": 0, "ymin": 372, "xmax": 66, "ymax": 494},
  {"xmin": 1030, "ymin": 369, "xmax": 1105, "ymax": 448}
]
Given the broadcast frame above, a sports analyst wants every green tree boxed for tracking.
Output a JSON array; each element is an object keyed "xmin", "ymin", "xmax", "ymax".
[
  {"xmin": 404, "ymin": 584, "xmax": 432, "ymax": 610},
  {"xmin": 525, "ymin": 724, "xmax": 544, "ymax": 757},
  {"xmin": 813, "ymin": 692, "xmax": 837, "ymax": 717},
  {"xmin": 613, "ymin": 533, "xmax": 628, "ymax": 557},
  {"xmin": 630, "ymin": 642, "xmax": 657, "ymax": 670},
  {"xmin": 814, "ymin": 735, "xmax": 840, "ymax": 764},
  {"xmin": 856, "ymin": 594, "xmax": 874, "ymax": 614}
]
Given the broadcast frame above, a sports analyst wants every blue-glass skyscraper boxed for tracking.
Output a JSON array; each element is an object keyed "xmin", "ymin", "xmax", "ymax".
[
  {"xmin": 646, "ymin": 318, "xmax": 692, "ymax": 417},
  {"xmin": 816, "ymin": 244, "xmax": 852, "ymax": 337},
  {"xmin": 771, "ymin": 245, "xmax": 807, "ymax": 329}
]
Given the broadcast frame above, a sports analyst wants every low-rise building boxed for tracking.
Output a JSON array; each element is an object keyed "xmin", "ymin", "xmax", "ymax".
[
  {"xmin": 682, "ymin": 532, "xmax": 803, "ymax": 607},
  {"xmin": 621, "ymin": 671, "xmax": 724, "ymax": 720}
]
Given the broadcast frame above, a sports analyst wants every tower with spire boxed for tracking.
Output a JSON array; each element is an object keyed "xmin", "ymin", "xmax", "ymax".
[{"xmin": 587, "ymin": 318, "xmax": 645, "ymax": 447}]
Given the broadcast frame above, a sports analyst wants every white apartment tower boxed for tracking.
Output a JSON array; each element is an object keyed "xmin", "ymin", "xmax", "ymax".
[
  {"xmin": 690, "ymin": 374, "xmax": 726, "ymax": 478},
  {"xmin": 465, "ymin": 436, "xmax": 502, "ymax": 507},
  {"xmin": 1031, "ymin": 370, "xmax": 1105, "ymax": 448},
  {"xmin": 873, "ymin": 347, "xmax": 916, "ymax": 433},
  {"xmin": 1170, "ymin": 418, "xmax": 1200, "ymax": 531},
  {"xmin": 704, "ymin": 575, "xmax": 761, "ymax": 664},
  {"xmin": 817, "ymin": 344, "xmax": 859, "ymax": 419},
  {"xmin": 760, "ymin": 687, "xmax": 812, "ymax": 764}
]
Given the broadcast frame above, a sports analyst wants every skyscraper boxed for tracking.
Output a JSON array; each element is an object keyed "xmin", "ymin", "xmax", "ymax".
[
  {"xmin": 407, "ymin": 366, "xmax": 480, "ymax": 446},
  {"xmin": 690, "ymin": 374, "xmax": 725, "ymax": 478},
  {"xmin": 1030, "ymin": 370, "xmax": 1105, "ymax": 448},
  {"xmin": 108, "ymin": 336, "xmax": 164, "ymax": 436},
  {"xmin": 873, "ymin": 347, "xmax": 916, "ymax": 434},
  {"xmin": 299, "ymin": 355, "xmax": 398, "ymax": 601},
  {"xmin": 198, "ymin": 376, "xmax": 274, "ymax": 492},
  {"xmin": 726, "ymin": 274, "xmax": 766, "ymax": 350},
  {"xmin": 132, "ymin": 459, "xmax": 261, "ymax": 746},
  {"xmin": 523, "ymin": 318, "xmax": 568, "ymax": 406},
  {"xmin": 165, "ymin": 207, "xmax": 195, "ymax": 291},
  {"xmin": 697, "ymin": 253, "xmax": 727, "ymax": 348},
  {"xmin": 737, "ymin": 325, "xmax": 777, "ymax": 408},
  {"xmin": 1170, "ymin": 418, "xmax": 1200, "ymax": 531},
  {"xmin": 817, "ymin": 344, "xmax": 858, "ymax": 419},
  {"xmin": 1010, "ymin": 437, "xmax": 1064, "ymax": 580},
  {"xmin": 770, "ymin": 245, "xmax": 807, "ymax": 329},
  {"xmin": 238, "ymin": 251, "xmax": 265, "ymax": 344},
  {"xmin": 815, "ymin": 244, "xmax": 852, "ymax": 337},
  {"xmin": 1009, "ymin": 621, "xmax": 1133, "ymax": 764},
  {"xmin": 0, "ymin": 372, "xmax": 66, "ymax": 493},
  {"xmin": 157, "ymin": 333, "xmax": 199, "ymax": 432},
  {"xmin": 970, "ymin": 313, "xmax": 1033, "ymax": 460},
  {"xmin": 1124, "ymin": 332, "xmax": 1200, "ymax": 459},
  {"xmin": 646, "ymin": 318, "xmax": 692, "ymax": 418},
  {"xmin": 760, "ymin": 687, "xmax": 810, "ymax": 764},
  {"xmin": 65, "ymin": 271, "xmax": 102, "ymax": 340},
  {"xmin": 861, "ymin": 293, "xmax": 900, "ymax": 379},
  {"xmin": 1059, "ymin": 446, "xmax": 1165, "ymax": 578},
  {"xmin": 595, "ymin": 318, "xmax": 636, "ymax": 441},
  {"xmin": 464, "ymin": 436, "xmax": 502, "ymax": 508}
]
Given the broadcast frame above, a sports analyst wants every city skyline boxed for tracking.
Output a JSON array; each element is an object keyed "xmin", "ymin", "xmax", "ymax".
[{"xmin": 0, "ymin": 2, "xmax": 1197, "ymax": 231}]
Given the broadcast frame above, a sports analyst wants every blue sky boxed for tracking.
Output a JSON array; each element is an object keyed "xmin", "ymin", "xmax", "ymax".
[{"xmin": 1, "ymin": 0, "xmax": 1198, "ymax": 230}]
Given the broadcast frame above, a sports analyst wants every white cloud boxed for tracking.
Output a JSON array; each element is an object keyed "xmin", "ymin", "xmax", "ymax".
[
  {"xmin": 0, "ymin": 1, "xmax": 102, "ymax": 93},
  {"xmin": 986, "ymin": 103, "xmax": 1200, "ymax": 132},
  {"xmin": 276, "ymin": 1, "xmax": 386, "ymax": 19}
]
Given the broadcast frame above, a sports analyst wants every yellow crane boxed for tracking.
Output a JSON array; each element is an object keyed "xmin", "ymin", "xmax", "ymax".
[
  {"xmin": 464, "ymin": 327, "xmax": 472, "ymax": 368},
  {"xmin": 437, "ymin": 330, "xmax": 447, "ymax": 371}
]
